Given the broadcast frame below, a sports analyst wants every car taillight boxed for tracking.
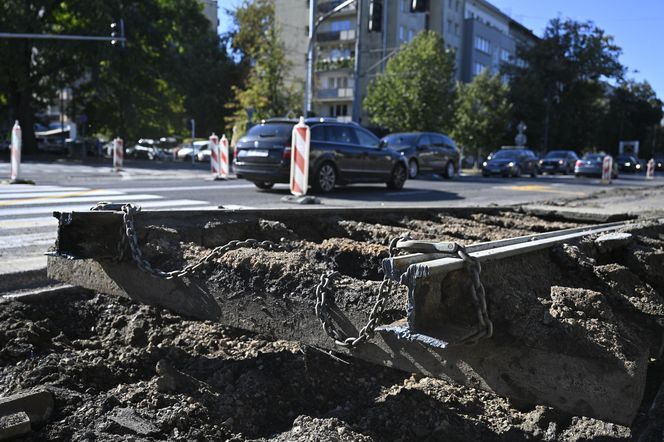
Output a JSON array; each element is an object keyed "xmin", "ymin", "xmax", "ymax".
[
  {"xmin": 575, "ymin": 160, "xmax": 583, "ymax": 167},
  {"xmin": 282, "ymin": 147, "xmax": 291, "ymax": 160}
]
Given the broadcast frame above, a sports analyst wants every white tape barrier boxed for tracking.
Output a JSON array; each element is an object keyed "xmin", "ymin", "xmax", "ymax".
[
  {"xmin": 209, "ymin": 133, "xmax": 220, "ymax": 178},
  {"xmin": 220, "ymin": 134, "xmax": 230, "ymax": 178},
  {"xmin": 113, "ymin": 138, "xmax": 124, "ymax": 171},
  {"xmin": 10, "ymin": 120, "xmax": 21, "ymax": 181},
  {"xmin": 290, "ymin": 117, "xmax": 310, "ymax": 196},
  {"xmin": 601, "ymin": 155, "xmax": 612, "ymax": 184}
]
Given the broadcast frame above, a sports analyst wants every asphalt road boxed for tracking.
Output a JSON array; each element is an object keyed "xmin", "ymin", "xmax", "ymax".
[
  {"xmin": 1, "ymin": 157, "xmax": 662, "ymax": 277},
  {"xmin": 2, "ymin": 158, "xmax": 662, "ymax": 209}
]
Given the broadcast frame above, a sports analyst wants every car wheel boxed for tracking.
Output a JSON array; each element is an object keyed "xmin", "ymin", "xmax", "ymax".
[
  {"xmin": 408, "ymin": 159, "xmax": 419, "ymax": 179},
  {"xmin": 443, "ymin": 161, "xmax": 455, "ymax": 179},
  {"xmin": 254, "ymin": 181, "xmax": 274, "ymax": 190},
  {"xmin": 313, "ymin": 162, "xmax": 337, "ymax": 193},
  {"xmin": 387, "ymin": 163, "xmax": 407, "ymax": 190}
]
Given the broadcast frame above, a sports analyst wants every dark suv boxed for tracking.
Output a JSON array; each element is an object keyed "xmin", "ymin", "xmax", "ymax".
[
  {"xmin": 234, "ymin": 118, "xmax": 408, "ymax": 192},
  {"xmin": 380, "ymin": 132, "xmax": 460, "ymax": 179}
]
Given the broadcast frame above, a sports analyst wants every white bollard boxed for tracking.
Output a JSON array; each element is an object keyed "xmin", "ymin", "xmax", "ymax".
[
  {"xmin": 600, "ymin": 155, "xmax": 613, "ymax": 185},
  {"xmin": 646, "ymin": 158, "xmax": 655, "ymax": 180},
  {"xmin": 209, "ymin": 133, "xmax": 220, "ymax": 178},
  {"xmin": 220, "ymin": 134, "xmax": 230, "ymax": 179},
  {"xmin": 290, "ymin": 117, "xmax": 310, "ymax": 196},
  {"xmin": 10, "ymin": 120, "xmax": 21, "ymax": 182},
  {"xmin": 113, "ymin": 138, "xmax": 124, "ymax": 172}
]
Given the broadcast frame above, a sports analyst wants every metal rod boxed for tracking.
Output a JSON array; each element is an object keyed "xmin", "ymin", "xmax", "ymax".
[{"xmin": 0, "ymin": 33, "xmax": 126, "ymax": 42}]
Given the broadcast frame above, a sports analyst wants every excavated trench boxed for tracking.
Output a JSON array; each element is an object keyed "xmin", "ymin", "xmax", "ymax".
[{"xmin": 3, "ymin": 208, "xmax": 664, "ymax": 440}]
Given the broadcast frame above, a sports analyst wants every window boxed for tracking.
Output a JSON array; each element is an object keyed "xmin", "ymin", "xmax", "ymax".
[
  {"xmin": 400, "ymin": 0, "xmax": 408, "ymax": 12},
  {"xmin": 355, "ymin": 128, "xmax": 379, "ymax": 147},
  {"xmin": 329, "ymin": 125, "xmax": 356, "ymax": 144},
  {"xmin": 330, "ymin": 20, "xmax": 352, "ymax": 32},
  {"xmin": 447, "ymin": 19, "xmax": 453, "ymax": 34},
  {"xmin": 311, "ymin": 125, "xmax": 326, "ymax": 141},
  {"xmin": 327, "ymin": 77, "xmax": 335, "ymax": 88},
  {"xmin": 455, "ymin": 0, "xmax": 460, "ymax": 12},
  {"xmin": 475, "ymin": 36, "xmax": 490, "ymax": 53},
  {"xmin": 454, "ymin": 23, "xmax": 459, "ymax": 36},
  {"xmin": 417, "ymin": 135, "xmax": 431, "ymax": 148},
  {"xmin": 448, "ymin": 0, "xmax": 452, "ymax": 9},
  {"xmin": 501, "ymin": 49, "xmax": 510, "ymax": 62},
  {"xmin": 408, "ymin": 29, "xmax": 415, "ymax": 41},
  {"xmin": 399, "ymin": 26, "xmax": 406, "ymax": 42},
  {"xmin": 473, "ymin": 62, "xmax": 486, "ymax": 76}
]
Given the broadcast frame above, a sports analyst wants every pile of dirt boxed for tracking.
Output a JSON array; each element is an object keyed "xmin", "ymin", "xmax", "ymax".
[{"xmin": 4, "ymin": 210, "xmax": 664, "ymax": 440}]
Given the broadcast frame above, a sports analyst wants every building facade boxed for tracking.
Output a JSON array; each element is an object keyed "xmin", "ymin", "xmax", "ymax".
[{"xmin": 275, "ymin": 0, "xmax": 537, "ymax": 124}]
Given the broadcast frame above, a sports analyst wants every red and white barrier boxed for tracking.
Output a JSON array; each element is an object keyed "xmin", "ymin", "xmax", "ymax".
[
  {"xmin": 601, "ymin": 155, "xmax": 613, "ymax": 184},
  {"xmin": 220, "ymin": 134, "xmax": 230, "ymax": 178},
  {"xmin": 10, "ymin": 120, "xmax": 21, "ymax": 182},
  {"xmin": 113, "ymin": 138, "xmax": 124, "ymax": 171},
  {"xmin": 209, "ymin": 133, "xmax": 220, "ymax": 178},
  {"xmin": 290, "ymin": 117, "xmax": 310, "ymax": 196},
  {"xmin": 646, "ymin": 158, "xmax": 655, "ymax": 180}
]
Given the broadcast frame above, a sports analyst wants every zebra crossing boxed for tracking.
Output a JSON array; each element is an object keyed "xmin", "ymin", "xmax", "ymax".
[{"xmin": 0, "ymin": 184, "xmax": 218, "ymax": 275}]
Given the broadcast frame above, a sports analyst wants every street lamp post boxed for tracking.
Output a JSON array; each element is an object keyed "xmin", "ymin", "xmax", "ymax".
[{"xmin": 304, "ymin": 0, "xmax": 358, "ymax": 117}]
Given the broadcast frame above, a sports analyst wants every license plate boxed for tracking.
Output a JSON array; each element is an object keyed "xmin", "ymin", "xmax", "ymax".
[{"xmin": 247, "ymin": 149, "xmax": 269, "ymax": 157}]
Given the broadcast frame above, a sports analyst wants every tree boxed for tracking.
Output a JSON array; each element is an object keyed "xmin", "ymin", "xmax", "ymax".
[
  {"xmin": 599, "ymin": 80, "xmax": 663, "ymax": 155},
  {"xmin": 363, "ymin": 31, "xmax": 456, "ymax": 132},
  {"xmin": 452, "ymin": 70, "xmax": 511, "ymax": 160},
  {"xmin": 226, "ymin": 0, "xmax": 301, "ymax": 134},
  {"xmin": 0, "ymin": 0, "xmax": 239, "ymax": 148},
  {"xmin": 507, "ymin": 18, "xmax": 625, "ymax": 151}
]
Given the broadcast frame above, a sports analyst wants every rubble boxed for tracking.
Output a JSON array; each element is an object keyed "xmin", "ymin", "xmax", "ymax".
[{"xmin": 2, "ymin": 209, "xmax": 664, "ymax": 439}]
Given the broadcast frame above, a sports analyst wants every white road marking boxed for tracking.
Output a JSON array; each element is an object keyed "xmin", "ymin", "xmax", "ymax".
[
  {"xmin": 0, "ymin": 186, "xmax": 87, "ymax": 194},
  {"xmin": 0, "ymin": 189, "xmax": 124, "ymax": 200},
  {"xmin": 0, "ymin": 217, "xmax": 58, "ymax": 230},
  {"xmin": 0, "ymin": 199, "xmax": 210, "ymax": 217},
  {"xmin": 0, "ymin": 193, "xmax": 162, "ymax": 207}
]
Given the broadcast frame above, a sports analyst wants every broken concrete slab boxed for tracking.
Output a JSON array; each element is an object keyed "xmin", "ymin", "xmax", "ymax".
[
  {"xmin": 0, "ymin": 390, "xmax": 53, "ymax": 428},
  {"xmin": 107, "ymin": 407, "xmax": 159, "ymax": 436},
  {"xmin": 0, "ymin": 411, "xmax": 31, "ymax": 441}
]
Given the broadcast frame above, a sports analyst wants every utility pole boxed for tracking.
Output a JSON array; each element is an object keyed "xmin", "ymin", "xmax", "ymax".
[{"xmin": 351, "ymin": 0, "xmax": 363, "ymax": 123}]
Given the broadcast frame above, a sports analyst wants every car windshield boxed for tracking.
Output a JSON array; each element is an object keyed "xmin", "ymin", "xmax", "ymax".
[
  {"xmin": 544, "ymin": 151, "xmax": 568, "ymax": 159},
  {"xmin": 246, "ymin": 123, "xmax": 293, "ymax": 139},
  {"xmin": 583, "ymin": 154, "xmax": 605, "ymax": 161},
  {"xmin": 492, "ymin": 150, "xmax": 520, "ymax": 160},
  {"xmin": 616, "ymin": 155, "xmax": 632, "ymax": 161},
  {"xmin": 381, "ymin": 134, "xmax": 417, "ymax": 147}
]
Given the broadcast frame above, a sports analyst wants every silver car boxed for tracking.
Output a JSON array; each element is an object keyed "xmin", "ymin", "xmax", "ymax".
[{"xmin": 574, "ymin": 153, "xmax": 619, "ymax": 178}]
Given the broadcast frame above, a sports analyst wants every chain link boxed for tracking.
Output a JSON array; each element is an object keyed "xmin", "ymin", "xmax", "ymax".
[
  {"xmin": 99, "ymin": 203, "xmax": 290, "ymax": 279},
  {"xmin": 456, "ymin": 247, "xmax": 493, "ymax": 344}
]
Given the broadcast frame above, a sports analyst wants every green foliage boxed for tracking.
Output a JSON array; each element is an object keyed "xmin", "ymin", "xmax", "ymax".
[
  {"xmin": 363, "ymin": 31, "xmax": 456, "ymax": 132},
  {"xmin": 507, "ymin": 18, "xmax": 626, "ymax": 151},
  {"xmin": 452, "ymin": 70, "xmax": 511, "ymax": 156},
  {"xmin": 0, "ymin": 0, "xmax": 238, "ymax": 150},
  {"xmin": 227, "ymin": 0, "xmax": 301, "ymax": 135}
]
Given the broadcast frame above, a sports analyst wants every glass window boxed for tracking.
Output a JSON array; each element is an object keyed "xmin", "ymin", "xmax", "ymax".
[
  {"xmin": 328, "ymin": 125, "xmax": 358, "ymax": 144},
  {"xmin": 399, "ymin": 26, "xmax": 405, "ymax": 42},
  {"xmin": 408, "ymin": 29, "xmax": 415, "ymax": 41},
  {"xmin": 330, "ymin": 20, "xmax": 352, "ymax": 32},
  {"xmin": 418, "ymin": 135, "xmax": 431, "ymax": 147},
  {"xmin": 473, "ymin": 62, "xmax": 486, "ymax": 76},
  {"xmin": 430, "ymin": 134, "xmax": 446, "ymax": 147},
  {"xmin": 311, "ymin": 125, "xmax": 326, "ymax": 141},
  {"xmin": 245, "ymin": 123, "xmax": 293, "ymax": 139},
  {"xmin": 501, "ymin": 49, "xmax": 510, "ymax": 62},
  {"xmin": 475, "ymin": 36, "xmax": 490, "ymax": 53},
  {"xmin": 356, "ymin": 128, "xmax": 379, "ymax": 147}
]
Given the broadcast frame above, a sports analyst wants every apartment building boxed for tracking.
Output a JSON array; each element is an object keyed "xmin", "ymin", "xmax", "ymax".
[{"xmin": 275, "ymin": 0, "xmax": 537, "ymax": 124}]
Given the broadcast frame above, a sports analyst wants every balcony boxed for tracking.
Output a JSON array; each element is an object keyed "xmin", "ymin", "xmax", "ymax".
[
  {"xmin": 317, "ymin": 0, "xmax": 357, "ymax": 14},
  {"xmin": 316, "ymin": 87, "xmax": 354, "ymax": 100},
  {"xmin": 316, "ymin": 29, "xmax": 355, "ymax": 43},
  {"xmin": 315, "ymin": 57, "xmax": 355, "ymax": 72}
]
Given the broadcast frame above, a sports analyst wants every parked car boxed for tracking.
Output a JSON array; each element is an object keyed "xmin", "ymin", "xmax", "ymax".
[
  {"xmin": 36, "ymin": 136, "xmax": 68, "ymax": 154},
  {"xmin": 574, "ymin": 153, "xmax": 619, "ymax": 178},
  {"xmin": 126, "ymin": 138, "xmax": 173, "ymax": 161},
  {"xmin": 615, "ymin": 154, "xmax": 641, "ymax": 173},
  {"xmin": 481, "ymin": 147, "xmax": 539, "ymax": 177},
  {"xmin": 176, "ymin": 140, "xmax": 209, "ymax": 161},
  {"xmin": 379, "ymin": 132, "xmax": 460, "ymax": 179},
  {"xmin": 538, "ymin": 150, "xmax": 578, "ymax": 174},
  {"xmin": 234, "ymin": 118, "xmax": 408, "ymax": 192}
]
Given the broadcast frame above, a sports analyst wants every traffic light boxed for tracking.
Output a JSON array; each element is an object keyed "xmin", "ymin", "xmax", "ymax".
[
  {"xmin": 368, "ymin": 0, "xmax": 383, "ymax": 32},
  {"xmin": 110, "ymin": 19, "xmax": 125, "ymax": 47},
  {"xmin": 410, "ymin": 0, "xmax": 428, "ymax": 12}
]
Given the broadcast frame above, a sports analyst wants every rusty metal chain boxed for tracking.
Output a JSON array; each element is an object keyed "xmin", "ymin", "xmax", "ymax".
[
  {"xmin": 314, "ymin": 234, "xmax": 408, "ymax": 348},
  {"xmin": 92, "ymin": 202, "xmax": 290, "ymax": 279},
  {"xmin": 456, "ymin": 247, "xmax": 493, "ymax": 344}
]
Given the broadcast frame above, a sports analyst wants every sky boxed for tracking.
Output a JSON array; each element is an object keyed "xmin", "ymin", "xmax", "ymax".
[{"xmin": 217, "ymin": 0, "xmax": 664, "ymax": 99}]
